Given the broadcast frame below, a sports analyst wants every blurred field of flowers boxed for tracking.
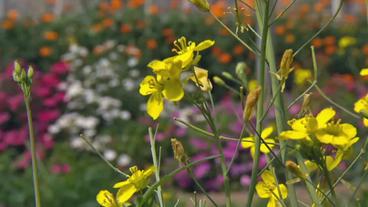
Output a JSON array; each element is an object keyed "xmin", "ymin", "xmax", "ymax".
[{"xmin": 1, "ymin": 0, "xmax": 368, "ymax": 206}]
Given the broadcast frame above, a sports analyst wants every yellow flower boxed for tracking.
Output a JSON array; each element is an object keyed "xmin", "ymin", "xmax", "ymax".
[
  {"xmin": 360, "ymin": 68, "xmax": 368, "ymax": 77},
  {"xmin": 354, "ymin": 94, "xmax": 368, "ymax": 126},
  {"xmin": 113, "ymin": 166, "xmax": 155, "ymax": 205},
  {"xmin": 294, "ymin": 68, "xmax": 312, "ymax": 86},
  {"xmin": 171, "ymin": 37, "xmax": 215, "ymax": 69},
  {"xmin": 96, "ymin": 190, "xmax": 118, "ymax": 207},
  {"xmin": 139, "ymin": 59, "xmax": 184, "ymax": 120},
  {"xmin": 315, "ymin": 121, "xmax": 358, "ymax": 147},
  {"xmin": 280, "ymin": 108, "xmax": 336, "ymax": 141},
  {"xmin": 242, "ymin": 126, "xmax": 276, "ymax": 157},
  {"xmin": 189, "ymin": 66, "xmax": 213, "ymax": 92},
  {"xmin": 256, "ymin": 170, "xmax": 288, "ymax": 207},
  {"xmin": 338, "ymin": 36, "xmax": 356, "ymax": 49}
]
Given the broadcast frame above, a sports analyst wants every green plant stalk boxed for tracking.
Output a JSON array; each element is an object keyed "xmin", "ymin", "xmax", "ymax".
[
  {"xmin": 296, "ymin": 154, "xmax": 321, "ymax": 207},
  {"xmin": 245, "ymin": 1, "xmax": 269, "ymax": 206},
  {"xmin": 148, "ymin": 127, "xmax": 164, "ymax": 207},
  {"xmin": 254, "ymin": 1, "xmax": 299, "ymax": 206},
  {"xmin": 25, "ymin": 97, "xmax": 42, "ymax": 207},
  {"xmin": 139, "ymin": 154, "xmax": 221, "ymax": 207}
]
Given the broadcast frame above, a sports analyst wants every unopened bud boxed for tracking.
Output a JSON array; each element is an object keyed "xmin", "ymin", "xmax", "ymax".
[
  {"xmin": 286, "ymin": 160, "xmax": 307, "ymax": 180},
  {"xmin": 300, "ymin": 93, "xmax": 312, "ymax": 115},
  {"xmin": 222, "ymin": 72, "xmax": 234, "ymax": 80},
  {"xmin": 243, "ymin": 86, "xmax": 261, "ymax": 121},
  {"xmin": 188, "ymin": 0, "xmax": 210, "ymax": 12},
  {"xmin": 280, "ymin": 49, "xmax": 294, "ymax": 71},
  {"xmin": 171, "ymin": 138, "xmax": 189, "ymax": 165},
  {"xmin": 235, "ymin": 62, "xmax": 248, "ymax": 86},
  {"xmin": 213, "ymin": 76, "xmax": 225, "ymax": 86},
  {"xmin": 27, "ymin": 66, "xmax": 34, "ymax": 80},
  {"xmin": 14, "ymin": 61, "xmax": 21, "ymax": 75},
  {"xmin": 20, "ymin": 70, "xmax": 26, "ymax": 81}
]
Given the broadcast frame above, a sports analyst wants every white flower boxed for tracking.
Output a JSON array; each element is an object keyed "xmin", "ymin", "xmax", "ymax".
[
  {"xmin": 104, "ymin": 149, "xmax": 117, "ymax": 161},
  {"xmin": 117, "ymin": 154, "xmax": 131, "ymax": 167},
  {"xmin": 120, "ymin": 111, "xmax": 131, "ymax": 120},
  {"xmin": 127, "ymin": 58, "xmax": 138, "ymax": 67}
]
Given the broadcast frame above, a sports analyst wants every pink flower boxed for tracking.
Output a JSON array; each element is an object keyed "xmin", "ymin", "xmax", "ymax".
[
  {"xmin": 50, "ymin": 62, "xmax": 69, "ymax": 75},
  {"xmin": 38, "ymin": 110, "xmax": 60, "ymax": 122},
  {"xmin": 0, "ymin": 112, "xmax": 10, "ymax": 124}
]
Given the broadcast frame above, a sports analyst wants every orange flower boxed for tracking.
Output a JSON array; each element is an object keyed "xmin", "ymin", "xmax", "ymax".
[
  {"xmin": 325, "ymin": 45, "xmax": 337, "ymax": 56},
  {"xmin": 233, "ymin": 44, "xmax": 244, "ymax": 55},
  {"xmin": 43, "ymin": 31, "xmax": 59, "ymax": 41},
  {"xmin": 314, "ymin": 2, "xmax": 324, "ymax": 13},
  {"xmin": 312, "ymin": 38, "xmax": 323, "ymax": 48},
  {"xmin": 362, "ymin": 44, "xmax": 368, "ymax": 56},
  {"xmin": 99, "ymin": 2, "xmax": 110, "ymax": 12},
  {"xmin": 324, "ymin": 36, "xmax": 336, "ymax": 46},
  {"xmin": 111, "ymin": 0, "xmax": 123, "ymax": 11},
  {"xmin": 102, "ymin": 18, "xmax": 114, "ymax": 28},
  {"xmin": 41, "ymin": 13, "xmax": 55, "ymax": 23},
  {"xmin": 7, "ymin": 10, "xmax": 18, "ymax": 21},
  {"xmin": 149, "ymin": 5, "xmax": 159, "ymax": 15},
  {"xmin": 146, "ymin": 39, "xmax": 157, "ymax": 50},
  {"xmin": 211, "ymin": 1, "xmax": 226, "ymax": 18},
  {"xmin": 126, "ymin": 45, "xmax": 142, "ymax": 58},
  {"xmin": 299, "ymin": 4, "xmax": 310, "ymax": 17},
  {"xmin": 120, "ymin": 24, "xmax": 132, "ymax": 33},
  {"xmin": 285, "ymin": 34, "xmax": 295, "ymax": 44},
  {"xmin": 219, "ymin": 53, "xmax": 232, "ymax": 64},
  {"xmin": 128, "ymin": 0, "xmax": 145, "ymax": 8},
  {"xmin": 136, "ymin": 20, "xmax": 145, "ymax": 29},
  {"xmin": 45, "ymin": 0, "xmax": 56, "ymax": 5},
  {"xmin": 1, "ymin": 20, "xmax": 14, "ymax": 30},
  {"xmin": 39, "ymin": 46, "xmax": 53, "ymax": 57},
  {"xmin": 162, "ymin": 28, "xmax": 174, "ymax": 37},
  {"xmin": 274, "ymin": 25, "xmax": 286, "ymax": 36},
  {"xmin": 91, "ymin": 23, "xmax": 103, "ymax": 33}
]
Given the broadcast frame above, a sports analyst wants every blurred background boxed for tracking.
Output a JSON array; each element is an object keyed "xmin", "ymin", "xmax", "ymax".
[{"xmin": 0, "ymin": 0, "xmax": 367, "ymax": 206}]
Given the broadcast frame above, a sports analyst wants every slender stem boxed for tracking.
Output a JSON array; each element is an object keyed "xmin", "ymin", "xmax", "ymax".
[
  {"xmin": 81, "ymin": 134, "xmax": 129, "ymax": 177},
  {"xmin": 269, "ymin": 0, "xmax": 297, "ymax": 26},
  {"xmin": 186, "ymin": 168, "xmax": 218, "ymax": 206},
  {"xmin": 210, "ymin": 11, "xmax": 260, "ymax": 55},
  {"xmin": 246, "ymin": 1, "xmax": 270, "ymax": 206},
  {"xmin": 293, "ymin": 0, "xmax": 344, "ymax": 56},
  {"xmin": 255, "ymin": 0, "xmax": 299, "ymax": 205},
  {"xmin": 314, "ymin": 84, "xmax": 361, "ymax": 119},
  {"xmin": 25, "ymin": 97, "xmax": 42, "ymax": 207},
  {"xmin": 139, "ymin": 155, "xmax": 221, "ymax": 207},
  {"xmin": 148, "ymin": 127, "xmax": 164, "ymax": 207}
]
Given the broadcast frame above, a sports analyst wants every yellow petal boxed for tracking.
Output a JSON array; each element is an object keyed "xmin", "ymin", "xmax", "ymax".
[
  {"xmin": 96, "ymin": 190, "xmax": 118, "ymax": 207},
  {"xmin": 147, "ymin": 93, "xmax": 164, "ymax": 120},
  {"xmin": 261, "ymin": 126, "xmax": 274, "ymax": 139},
  {"xmin": 194, "ymin": 40, "xmax": 215, "ymax": 51},
  {"xmin": 326, "ymin": 151, "xmax": 343, "ymax": 171},
  {"xmin": 360, "ymin": 68, "xmax": 368, "ymax": 76},
  {"xmin": 364, "ymin": 118, "xmax": 368, "ymax": 127},
  {"xmin": 277, "ymin": 184, "xmax": 288, "ymax": 199},
  {"xmin": 260, "ymin": 138, "xmax": 275, "ymax": 154},
  {"xmin": 304, "ymin": 160, "xmax": 318, "ymax": 173},
  {"xmin": 280, "ymin": 130, "xmax": 308, "ymax": 140},
  {"xmin": 341, "ymin": 123, "xmax": 357, "ymax": 138},
  {"xmin": 256, "ymin": 181, "xmax": 272, "ymax": 198},
  {"xmin": 113, "ymin": 180, "xmax": 130, "ymax": 188},
  {"xmin": 267, "ymin": 197, "xmax": 277, "ymax": 207},
  {"xmin": 139, "ymin": 76, "xmax": 159, "ymax": 96},
  {"xmin": 261, "ymin": 170, "xmax": 276, "ymax": 185},
  {"xmin": 241, "ymin": 137, "xmax": 254, "ymax": 149},
  {"xmin": 162, "ymin": 79, "xmax": 184, "ymax": 101},
  {"xmin": 116, "ymin": 184, "xmax": 137, "ymax": 205},
  {"xmin": 143, "ymin": 166, "xmax": 156, "ymax": 177},
  {"xmin": 148, "ymin": 60, "xmax": 166, "ymax": 72},
  {"xmin": 316, "ymin": 108, "xmax": 336, "ymax": 126}
]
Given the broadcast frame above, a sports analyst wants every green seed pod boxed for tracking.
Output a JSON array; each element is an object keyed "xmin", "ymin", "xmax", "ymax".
[
  {"xmin": 221, "ymin": 72, "xmax": 234, "ymax": 80},
  {"xmin": 213, "ymin": 76, "xmax": 225, "ymax": 86},
  {"xmin": 235, "ymin": 62, "xmax": 248, "ymax": 86}
]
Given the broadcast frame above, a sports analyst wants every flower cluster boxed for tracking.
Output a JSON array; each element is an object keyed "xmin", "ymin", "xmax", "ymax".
[
  {"xmin": 139, "ymin": 37, "xmax": 215, "ymax": 120},
  {"xmin": 280, "ymin": 108, "xmax": 359, "ymax": 171},
  {"xmin": 97, "ymin": 166, "xmax": 154, "ymax": 207}
]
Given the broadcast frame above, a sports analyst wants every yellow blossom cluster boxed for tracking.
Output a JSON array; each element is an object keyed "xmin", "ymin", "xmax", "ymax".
[
  {"xmin": 96, "ymin": 166, "xmax": 155, "ymax": 207},
  {"xmin": 139, "ymin": 37, "xmax": 215, "ymax": 120}
]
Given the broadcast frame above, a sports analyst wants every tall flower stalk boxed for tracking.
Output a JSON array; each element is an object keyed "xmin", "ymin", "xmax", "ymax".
[{"xmin": 13, "ymin": 62, "xmax": 42, "ymax": 207}]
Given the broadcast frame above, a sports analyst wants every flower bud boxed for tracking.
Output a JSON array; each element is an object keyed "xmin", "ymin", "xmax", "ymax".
[
  {"xmin": 213, "ymin": 76, "xmax": 225, "ymax": 86},
  {"xmin": 171, "ymin": 138, "xmax": 189, "ymax": 165},
  {"xmin": 221, "ymin": 72, "xmax": 234, "ymax": 80},
  {"xmin": 20, "ymin": 69, "xmax": 27, "ymax": 81},
  {"xmin": 188, "ymin": 0, "xmax": 210, "ymax": 12},
  {"xmin": 27, "ymin": 66, "xmax": 34, "ymax": 80},
  {"xmin": 286, "ymin": 160, "xmax": 307, "ymax": 180},
  {"xmin": 243, "ymin": 86, "xmax": 261, "ymax": 121},
  {"xmin": 280, "ymin": 49, "xmax": 294, "ymax": 72},
  {"xmin": 14, "ymin": 61, "xmax": 21, "ymax": 75},
  {"xmin": 235, "ymin": 62, "xmax": 248, "ymax": 86}
]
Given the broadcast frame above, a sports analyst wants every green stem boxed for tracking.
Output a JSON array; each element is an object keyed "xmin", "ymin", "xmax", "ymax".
[
  {"xmin": 254, "ymin": 0, "xmax": 299, "ymax": 206},
  {"xmin": 148, "ymin": 127, "xmax": 164, "ymax": 207},
  {"xmin": 246, "ymin": 1, "xmax": 269, "ymax": 206},
  {"xmin": 25, "ymin": 97, "xmax": 42, "ymax": 207},
  {"xmin": 139, "ymin": 155, "xmax": 221, "ymax": 207}
]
